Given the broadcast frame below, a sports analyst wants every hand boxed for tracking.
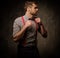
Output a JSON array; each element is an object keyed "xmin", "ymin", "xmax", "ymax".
[
  {"xmin": 25, "ymin": 20, "xmax": 32, "ymax": 28},
  {"xmin": 35, "ymin": 18, "xmax": 42, "ymax": 24}
]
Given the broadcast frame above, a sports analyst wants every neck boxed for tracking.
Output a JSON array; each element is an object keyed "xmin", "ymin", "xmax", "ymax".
[{"xmin": 25, "ymin": 11, "xmax": 33, "ymax": 19}]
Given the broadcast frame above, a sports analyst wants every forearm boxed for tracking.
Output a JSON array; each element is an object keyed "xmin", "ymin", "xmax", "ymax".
[
  {"xmin": 40, "ymin": 25, "xmax": 46, "ymax": 34},
  {"xmin": 13, "ymin": 25, "xmax": 27, "ymax": 42},
  {"xmin": 39, "ymin": 24, "xmax": 47, "ymax": 37}
]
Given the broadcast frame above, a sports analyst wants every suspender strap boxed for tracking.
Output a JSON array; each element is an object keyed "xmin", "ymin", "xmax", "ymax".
[
  {"xmin": 22, "ymin": 16, "xmax": 25, "ymax": 25},
  {"xmin": 35, "ymin": 20, "xmax": 38, "ymax": 32},
  {"xmin": 21, "ymin": 16, "xmax": 26, "ymax": 46}
]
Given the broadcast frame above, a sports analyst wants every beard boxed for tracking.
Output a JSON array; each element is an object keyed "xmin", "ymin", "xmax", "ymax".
[
  {"xmin": 31, "ymin": 12, "xmax": 38, "ymax": 16},
  {"xmin": 31, "ymin": 11, "xmax": 38, "ymax": 15}
]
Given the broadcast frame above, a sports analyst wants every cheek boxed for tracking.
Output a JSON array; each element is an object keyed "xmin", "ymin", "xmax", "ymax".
[
  {"xmin": 31, "ymin": 8, "xmax": 36, "ymax": 14},
  {"xmin": 33, "ymin": 9, "xmax": 36, "ymax": 13},
  {"xmin": 31, "ymin": 9, "xmax": 34, "ymax": 13},
  {"xmin": 31, "ymin": 8, "xmax": 35, "ymax": 12}
]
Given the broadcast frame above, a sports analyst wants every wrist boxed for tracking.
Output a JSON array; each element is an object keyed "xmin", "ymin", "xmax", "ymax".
[{"xmin": 23, "ymin": 25, "xmax": 27, "ymax": 29}]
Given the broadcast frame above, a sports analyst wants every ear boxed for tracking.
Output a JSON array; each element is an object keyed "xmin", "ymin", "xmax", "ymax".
[{"xmin": 27, "ymin": 7, "xmax": 31, "ymax": 11}]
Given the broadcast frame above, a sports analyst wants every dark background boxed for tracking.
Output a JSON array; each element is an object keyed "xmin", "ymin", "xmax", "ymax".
[{"xmin": 0, "ymin": 0, "xmax": 60, "ymax": 58}]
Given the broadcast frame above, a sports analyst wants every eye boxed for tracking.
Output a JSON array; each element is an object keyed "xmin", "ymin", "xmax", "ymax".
[{"xmin": 35, "ymin": 7, "xmax": 38, "ymax": 9}]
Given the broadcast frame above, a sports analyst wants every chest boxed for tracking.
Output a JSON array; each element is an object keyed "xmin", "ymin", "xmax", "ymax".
[
  {"xmin": 21, "ymin": 16, "xmax": 38, "ymax": 32},
  {"xmin": 26, "ymin": 20, "xmax": 38, "ymax": 33}
]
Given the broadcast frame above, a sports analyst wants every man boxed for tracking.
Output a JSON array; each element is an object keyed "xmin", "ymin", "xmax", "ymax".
[{"xmin": 13, "ymin": 1, "xmax": 47, "ymax": 58}]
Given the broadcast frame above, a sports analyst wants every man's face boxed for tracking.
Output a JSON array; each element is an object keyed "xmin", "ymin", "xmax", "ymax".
[{"xmin": 30, "ymin": 3, "xmax": 38, "ymax": 15}]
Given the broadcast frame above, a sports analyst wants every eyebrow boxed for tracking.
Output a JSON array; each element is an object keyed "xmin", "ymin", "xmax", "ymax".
[{"xmin": 35, "ymin": 6, "xmax": 38, "ymax": 8}]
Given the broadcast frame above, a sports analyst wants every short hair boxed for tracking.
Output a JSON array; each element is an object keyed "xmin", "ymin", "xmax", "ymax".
[{"xmin": 24, "ymin": 0, "xmax": 39, "ymax": 11}]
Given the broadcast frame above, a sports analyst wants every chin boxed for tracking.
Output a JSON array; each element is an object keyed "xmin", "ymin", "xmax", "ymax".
[
  {"xmin": 34, "ymin": 13, "xmax": 37, "ymax": 15},
  {"xmin": 32, "ymin": 13, "xmax": 37, "ymax": 16}
]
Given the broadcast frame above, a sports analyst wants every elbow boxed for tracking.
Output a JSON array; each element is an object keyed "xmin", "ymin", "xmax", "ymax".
[
  {"xmin": 13, "ymin": 38, "xmax": 17, "ymax": 42},
  {"xmin": 42, "ymin": 33, "xmax": 47, "ymax": 38},
  {"xmin": 42, "ymin": 31, "xmax": 48, "ymax": 38},
  {"xmin": 13, "ymin": 36, "xmax": 18, "ymax": 42}
]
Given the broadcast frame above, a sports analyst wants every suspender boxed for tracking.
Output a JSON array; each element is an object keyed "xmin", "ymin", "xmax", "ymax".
[
  {"xmin": 35, "ymin": 20, "xmax": 38, "ymax": 32},
  {"xmin": 22, "ymin": 16, "xmax": 25, "ymax": 25},
  {"xmin": 21, "ymin": 16, "xmax": 26, "ymax": 46}
]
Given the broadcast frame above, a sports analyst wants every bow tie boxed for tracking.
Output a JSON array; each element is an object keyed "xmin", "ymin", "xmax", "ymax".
[{"xmin": 29, "ymin": 16, "xmax": 37, "ymax": 20}]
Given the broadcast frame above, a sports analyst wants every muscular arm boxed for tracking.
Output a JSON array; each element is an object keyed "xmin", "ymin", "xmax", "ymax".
[
  {"xmin": 35, "ymin": 17, "xmax": 47, "ymax": 38},
  {"xmin": 38, "ymin": 23, "xmax": 47, "ymax": 38},
  {"xmin": 13, "ymin": 25, "xmax": 27, "ymax": 42},
  {"xmin": 13, "ymin": 20, "xmax": 32, "ymax": 42}
]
